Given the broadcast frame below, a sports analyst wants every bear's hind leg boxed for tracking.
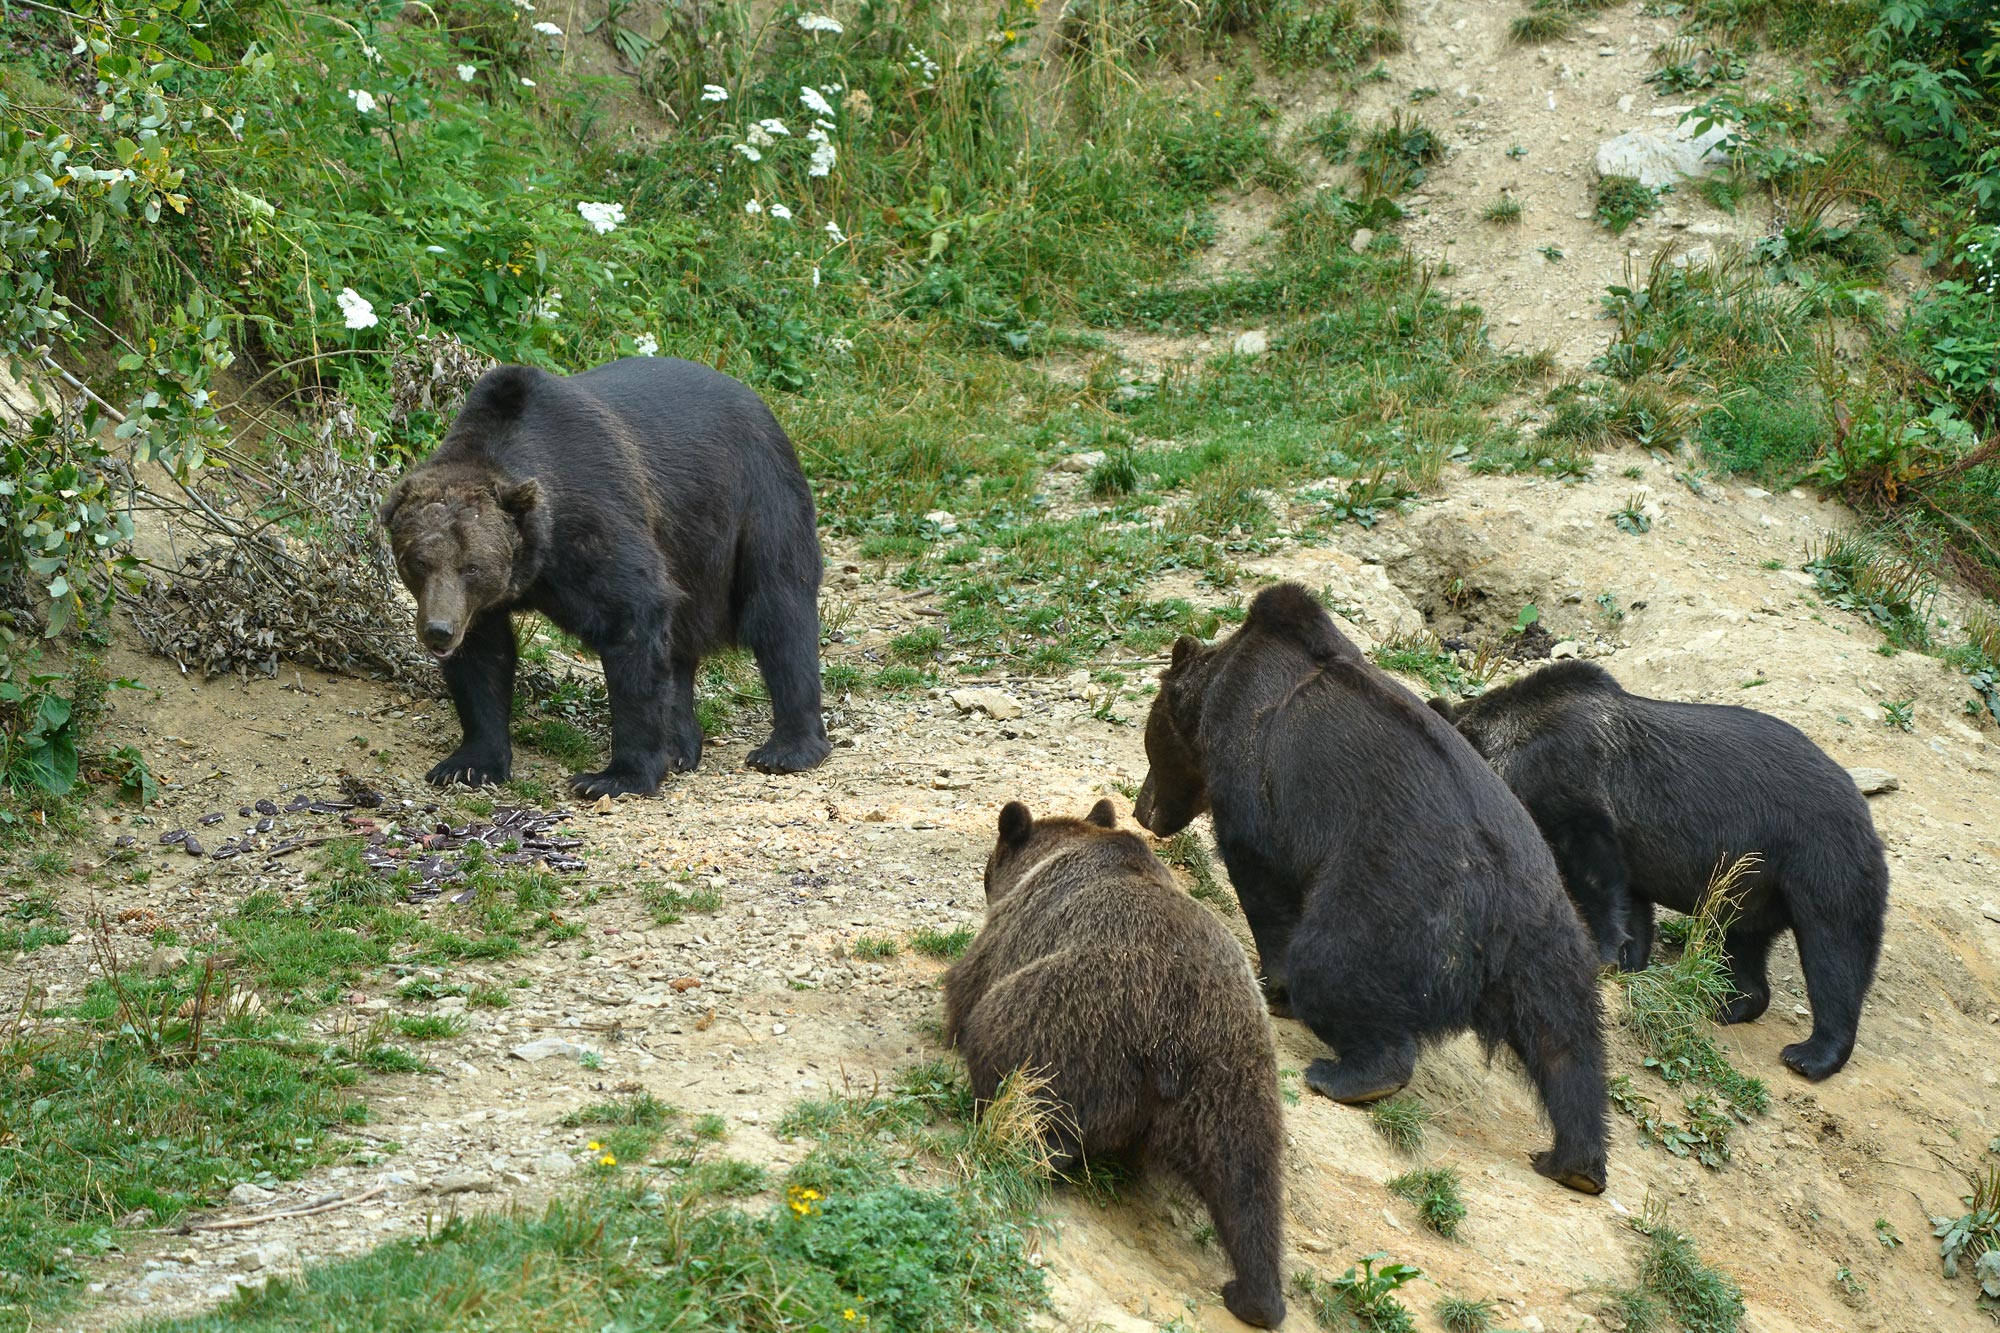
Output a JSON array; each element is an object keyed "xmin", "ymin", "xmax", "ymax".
[
  {"xmin": 1156, "ymin": 1089, "xmax": 1287, "ymax": 1329},
  {"xmin": 1716, "ymin": 924, "xmax": 1777, "ymax": 1025},
  {"xmin": 741, "ymin": 581, "xmax": 830, "ymax": 774},
  {"xmin": 1779, "ymin": 903, "xmax": 1878, "ymax": 1080},
  {"xmin": 1500, "ymin": 967, "xmax": 1609, "ymax": 1195},
  {"xmin": 430, "ymin": 610, "xmax": 517, "ymax": 786},
  {"xmin": 1301, "ymin": 1032, "xmax": 1418, "ymax": 1105}
]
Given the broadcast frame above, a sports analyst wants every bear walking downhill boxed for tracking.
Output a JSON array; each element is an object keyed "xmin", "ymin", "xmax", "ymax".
[
  {"xmin": 944, "ymin": 800, "xmax": 1289, "ymax": 1327},
  {"xmin": 380, "ymin": 357, "xmax": 831, "ymax": 797},
  {"xmin": 1430, "ymin": 660, "xmax": 1890, "ymax": 1081},
  {"xmin": 1134, "ymin": 582, "xmax": 1611, "ymax": 1194}
]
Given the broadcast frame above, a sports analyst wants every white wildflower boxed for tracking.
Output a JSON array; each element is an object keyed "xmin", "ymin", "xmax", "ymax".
[
  {"xmin": 425, "ymin": 245, "xmax": 446, "ymax": 253},
  {"xmin": 532, "ymin": 20, "xmax": 563, "ymax": 36},
  {"xmin": 457, "ymin": 64, "xmax": 477, "ymax": 81},
  {"xmin": 634, "ymin": 333, "xmax": 660, "ymax": 356},
  {"xmin": 821, "ymin": 82, "xmax": 843, "ymax": 94},
  {"xmin": 808, "ymin": 140, "xmax": 836, "ymax": 177},
  {"xmin": 757, "ymin": 117, "xmax": 791, "ymax": 137},
  {"xmin": 521, "ymin": 77, "xmax": 537, "ymax": 86},
  {"xmin": 510, "ymin": 0, "xmax": 534, "ymax": 9},
  {"xmin": 799, "ymin": 86, "xmax": 835, "ymax": 118},
  {"xmin": 806, "ymin": 125, "xmax": 830, "ymax": 146},
  {"xmin": 812, "ymin": 265, "xmax": 821, "ymax": 288},
  {"xmin": 746, "ymin": 123, "xmax": 774, "ymax": 148},
  {"xmin": 827, "ymin": 335, "xmax": 854, "ymax": 353},
  {"xmin": 744, "ymin": 198, "xmax": 765, "ymax": 215},
  {"xmin": 732, "ymin": 142, "xmax": 763, "ymax": 162},
  {"xmin": 336, "ymin": 288, "xmax": 378, "ymax": 330},
  {"xmin": 824, "ymin": 219, "xmax": 846, "ymax": 243},
  {"xmin": 361, "ymin": 43, "xmax": 382, "ymax": 63},
  {"xmin": 346, "ymin": 89, "xmax": 378, "ymax": 114},
  {"xmin": 701, "ymin": 84, "xmax": 729, "ymax": 102},
  {"xmin": 577, "ymin": 200, "xmax": 626, "ymax": 234},
  {"xmin": 769, "ymin": 203, "xmax": 793, "ymax": 220},
  {"xmin": 797, "ymin": 13, "xmax": 843, "ymax": 34},
  {"xmin": 533, "ymin": 290, "xmax": 563, "ymax": 323}
]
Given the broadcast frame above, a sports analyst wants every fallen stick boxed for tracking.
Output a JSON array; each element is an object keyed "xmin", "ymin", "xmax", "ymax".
[{"xmin": 168, "ymin": 1183, "xmax": 390, "ymax": 1234}]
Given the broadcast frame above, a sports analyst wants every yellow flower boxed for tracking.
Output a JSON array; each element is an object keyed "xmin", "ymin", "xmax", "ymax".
[
  {"xmin": 587, "ymin": 1141, "xmax": 602, "ymax": 1151},
  {"xmin": 599, "ymin": 1154, "xmax": 617, "ymax": 1166},
  {"xmin": 786, "ymin": 1185, "xmax": 824, "ymax": 1217}
]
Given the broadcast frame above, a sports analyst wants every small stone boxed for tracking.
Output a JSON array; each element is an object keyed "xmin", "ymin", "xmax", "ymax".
[
  {"xmin": 241, "ymin": 1242, "xmax": 287, "ymax": 1272},
  {"xmin": 145, "ymin": 947, "xmax": 190, "ymax": 978},
  {"xmin": 922, "ymin": 510, "xmax": 958, "ymax": 533},
  {"xmin": 1232, "ymin": 329, "xmax": 1269, "ymax": 357},
  {"xmin": 1522, "ymin": 1318, "xmax": 1547, "ymax": 1333},
  {"xmin": 948, "ymin": 688, "xmax": 1023, "ymax": 721},
  {"xmin": 228, "ymin": 1183, "xmax": 276, "ymax": 1207},
  {"xmin": 1743, "ymin": 486, "xmax": 1771, "ymax": 500},
  {"xmin": 669, "ymin": 976, "xmax": 702, "ymax": 992},
  {"xmin": 772, "ymin": 1022, "xmax": 788, "ymax": 1035},
  {"xmin": 435, "ymin": 1171, "xmax": 498, "ymax": 1195},
  {"xmin": 538, "ymin": 1151, "xmax": 577, "ymax": 1179},
  {"xmin": 1847, "ymin": 768, "xmax": 1899, "ymax": 796},
  {"xmin": 1349, "ymin": 227, "xmax": 1376, "ymax": 254},
  {"xmin": 1055, "ymin": 450, "xmax": 1106, "ymax": 474},
  {"xmin": 1979, "ymin": 903, "xmax": 2000, "ymax": 924},
  {"xmin": 1550, "ymin": 640, "xmax": 1581, "ymax": 660},
  {"xmin": 509, "ymin": 1037, "xmax": 591, "ymax": 1062},
  {"xmin": 1616, "ymin": 93, "xmax": 1635, "ymax": 114},
  {"xmin": 589, "ymin": 795, "xmax": 614, "ymax": 815}
]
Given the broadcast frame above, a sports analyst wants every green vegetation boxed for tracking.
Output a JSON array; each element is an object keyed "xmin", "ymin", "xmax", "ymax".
[
  {"xmin": 1367, "ymin": 1095, "xmax": 1432, "ymax": 1154},
  {"xmin": 1386, "ymin": 1166, "xmax": 1466, "ymax": 1238},
  {"xmin": 1631, "ymin": 1205, "xmax": 1746, "ymax": 1333},
  {"xmin": 1159, "ymin": 829, "xmax": 1232, "ymax": 908},
  {"xmin": 645, "ymin": 880, "xmax": 726, "ymax": 925},
  {"xmin": 850, "ymin": 934, "xmax": 901, "ymax": 960},
  {"xmin": 1612, "ymin": 856, "xmax": 1768, "ymax": 1168},
  {"xmin": 148, "ymin": 1065, "xmax": 1051, "ymax": 1333},
  {"xmin": 909, "ymin": 924, "xmax": 977, "ymax": 960},
  {"xmin": 1435, "ymin": 1295, "xmax": 1497, "ymax": 1333},
  {"xmin": 1294, "ymin": 1252, "xmax": 1422, "ymax": 1332},
  {"xmin": 1929, "ymin": 1163, "xmax": 2000, "ymax": 1314},
  {"xmin": 1595, "ymin": 175, "xmax": 1663, "ymax": 234}
]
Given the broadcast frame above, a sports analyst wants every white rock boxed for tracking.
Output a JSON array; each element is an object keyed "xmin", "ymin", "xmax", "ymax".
[
  {"xmin": 1054, "ymin": 450, "xmax": 1106, "ymax": 474},
  {"xmin": 1743, "ymin": 486, "xmax": 1771, "ymax": 500},
  {"xmin": 538, "ymin": 1150, "xmax": 577, "ymax": 1178},
  {"xmin": 434, "ymin": 1171, "xmax": 498, "ymax": 1195},
  {"xmin": 922, "ymin": 509, "xmax": 958, "ymax": 533},
  {"xmin": 1350, "ymin": 227, "xmax": 1375, "ymax": 253},
  {"xmin": 948, "ymin": 688, "xmax": 1023, "ymax": 721},
  {"xmin": 1848, "ymin": 768, "xmax": 1899, "ymax": 795},
  {"xmin": 509, "ymin": 1037, "xmax": 591, "ymax": 1062},
  {"xmin": 145, "ymin": 947, "xmax": 189, "ymax": 978},
  {"xmin": 1594, "ymin": 120, "xmax": 1734, "ymax": 188},
  {"xmin": 1616, "ymin": 93, "xmax": 1635, "ymax": 114},
  {"xmin": 1979, "ymin": 903, "xmax": 2000, "ymax": 924},
  {"xmin": 241, "ymin": 1242, "xmax": 287, "ymax": 1272},
  {"xmin": 227, "ymin": 1184, "xmax": 275, "ymax": 1207},
  {"xmin": 1550, "ymin": 640, "xmax": 1581, "ymax": 659},
  {"xmin": 1232, "ymin": 328, "xmax": 1269, "ymax": 357}
]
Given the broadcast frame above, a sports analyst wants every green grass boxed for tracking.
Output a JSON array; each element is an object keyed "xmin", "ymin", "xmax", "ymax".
[
  {"xmin": 1482, "ymin": 195, "xmax": 1523, "ymax": 225},
  {"xmin": 909, "ymin": 925, "xmax": 977, "ymax": 961},
  {"xmin": 394, "ymin": 1014, "xmax": 467, "ymax": 1042},
  {"xmin": 1158, "ymin": 830, "xmax": 1232, "ymax": 909},
  {"xmin": 1435, "ymin": 1294, "xmax": 1497, "ymax": 1333},
  {"xmin": 645, "ymin": 881, "xmax": 726, "ymax": 925},
  {"xmin": 850, "ymin": 935, "xmax": 901, "ymax": 960},
  {"xmin": 1386, "ymin": 1166, "xmax": 1466, "ymax": 1238},
  {"xmin": 1367, "ymin": 1096, "xmax": 1432, "ymax": 1154},
  {"xmin": 1595, "ymin": 174, "xmax": 1661, "ymax": 235},
  {"xmin": 1612, "ymin": 858, "xmax": 1768, "ymax": 1168},
  {"xmin": 1631, "ymin": 1207, "xmax": 1746, "ymax": 1333}
]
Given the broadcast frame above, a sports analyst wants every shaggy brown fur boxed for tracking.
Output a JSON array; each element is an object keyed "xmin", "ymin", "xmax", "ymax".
[{"xmin": 943, "ymin": 800, "xmax": 1287, "ymax": 1328}]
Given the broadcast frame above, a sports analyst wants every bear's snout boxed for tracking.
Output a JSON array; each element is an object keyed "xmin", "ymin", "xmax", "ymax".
[{"xmin": 422, "ymin": 619, "xmax": 458, "ymax": 655}]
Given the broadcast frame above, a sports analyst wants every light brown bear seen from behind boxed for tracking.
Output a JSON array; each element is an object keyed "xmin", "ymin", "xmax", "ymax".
[{"xmin": 943, "ymin": 799, "xmax": 1287, "ymax": 1329}]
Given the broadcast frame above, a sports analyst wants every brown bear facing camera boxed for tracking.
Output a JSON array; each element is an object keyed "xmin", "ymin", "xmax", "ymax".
[
  {"xmin": 380, "ymin": 357, "xmax": 829, "ymax": 797},
  {"xmin": 943, "ymin": 800, "xmax": 1287, "ymax": 1328}
]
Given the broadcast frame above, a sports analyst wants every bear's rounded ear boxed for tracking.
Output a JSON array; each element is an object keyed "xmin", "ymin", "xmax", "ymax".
[
  {"xmin": 1085, "ymin": 798, "xmax": 1117, "ymax": 829},
  {"xmin": 997, "ymin": 801, "xmax": 1034, "ymax": 848},
  {"xmin": 1169, "ymin": 634, "xmax": 1203, "ymax": 669},
  {"xmin": 377, "ymin": 479, "xmax": 409, "ymax": 527},
  {"xmin": 498, "ymin": 478, "xmax": 542, "ymax": 516},
  {"xmin": 1427, "ymin": 696, "xmax": 1456, "ymax": 722}
]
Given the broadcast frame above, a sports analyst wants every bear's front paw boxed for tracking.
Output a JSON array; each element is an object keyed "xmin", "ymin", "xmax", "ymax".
[
  {"xmin": 1221, "ymin": 1279, "xmax": 1285, "ymax": 1329},
  {"xmin": 568, "ymin": 767, "xmax": 661, "ymax": 799},
  {"xmin": 747, "ymin": 733, "xmax": 831, "ymax": 774},
  {"xmin": 1530, "ymin": 1148, "xmax": 1606, "ymax": 1196},
  {"xmin": 426, "ymin": 750, "xmax": 510, "ymax": 787}
]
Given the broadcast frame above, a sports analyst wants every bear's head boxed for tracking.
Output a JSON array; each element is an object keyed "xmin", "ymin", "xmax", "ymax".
[
  {"xmin": 379, "ymin": 465, "xmax": 545, "ymax": 660},
  {"xmin": 984, "ymin": 798, "xmax": 1122, "ymax": 904},
  {"xmin": 1133, "ymin": 634, "xmax": 1212, "ymax": 837}
]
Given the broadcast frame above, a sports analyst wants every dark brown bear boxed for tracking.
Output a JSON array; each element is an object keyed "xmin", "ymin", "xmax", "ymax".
[
  {"xmin": 1134, "ymin": 582, "xmax": 1610, "ymax": 1195},
  {"xmin": 943, "ymin": 799, "xmax": 1287, "ymax": 1328},
  {"xmin": 1429, "ymin": 660, "xmax": 1890, "ymax": 1080},
  {"xmin": 379, "ymin": 357, "xmax": 829, "ymax": 797}
]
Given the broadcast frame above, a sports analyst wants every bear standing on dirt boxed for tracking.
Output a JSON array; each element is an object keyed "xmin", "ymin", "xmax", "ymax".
[
  {"xmin": 1429, "ymin": 661, "xmax": 1889, "ymax": 1081},
  {"xmin": 379, "ymin": 358, "xmax": 830, "ymax": 797},
  {"xmin": 943, "ymin": 799, "xmax": 1288, "ymax": 1328},
  {"xmin": 1133, "ymin": 583, "xmax": 1610, "ymax": 1195}
]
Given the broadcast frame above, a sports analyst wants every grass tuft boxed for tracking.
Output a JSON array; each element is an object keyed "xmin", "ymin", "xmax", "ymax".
[
  {"xmin": 1367, "ymin": 1095, "xmax": 1432, "ymax": 1154},
  {"xmin": 1387, "ymin": 1166, "xmax": 1467, "ymax": 1238}
]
